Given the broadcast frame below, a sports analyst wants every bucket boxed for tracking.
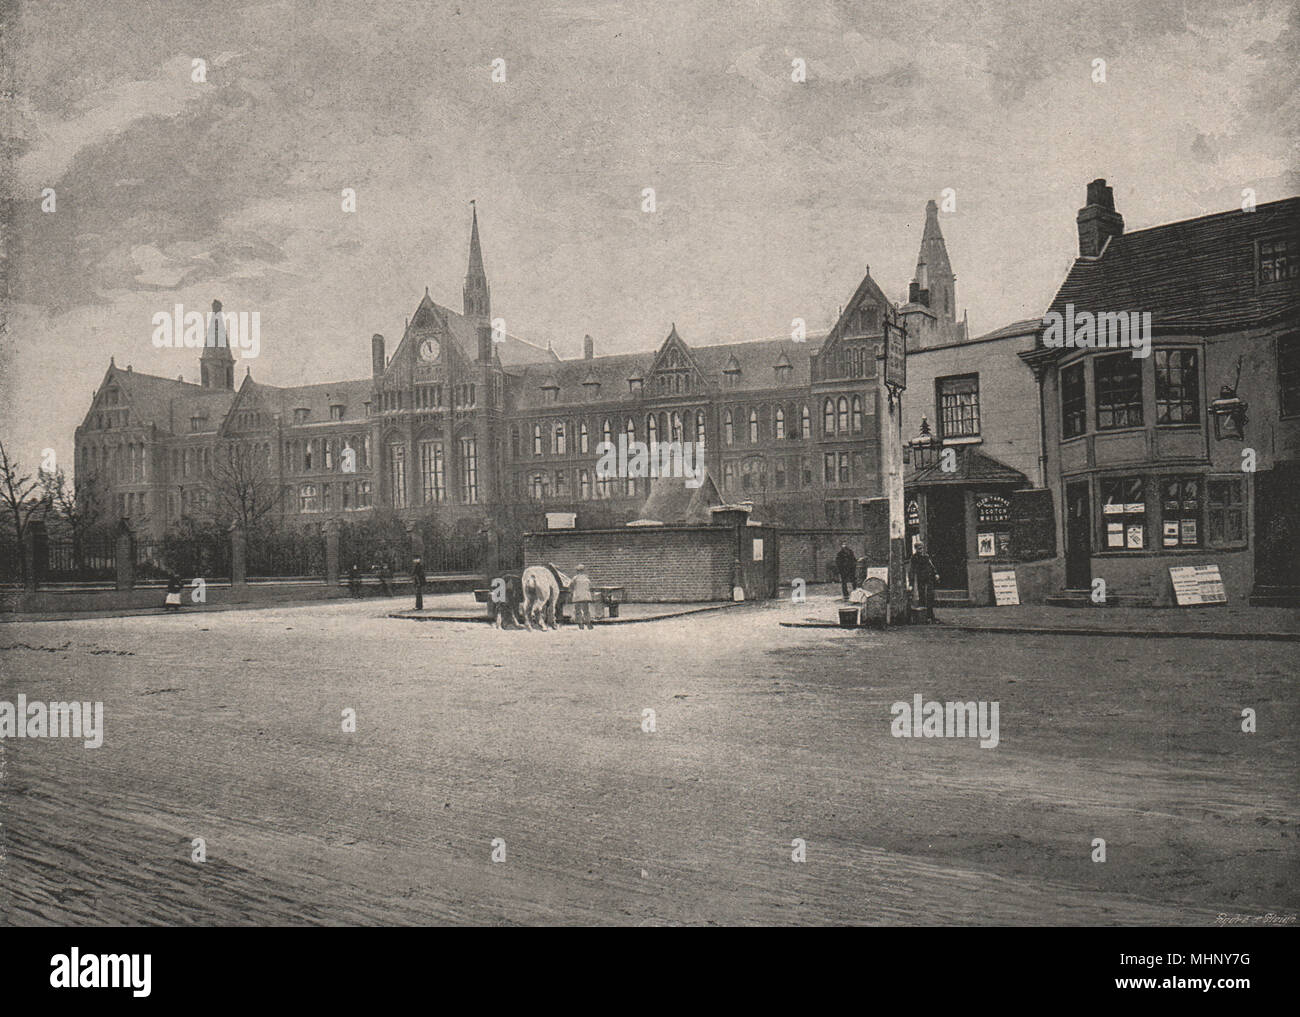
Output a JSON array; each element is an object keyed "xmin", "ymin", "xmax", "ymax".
[{"xmin": 838, "ymin": 607, "xmax": 860, "ymax": 628}]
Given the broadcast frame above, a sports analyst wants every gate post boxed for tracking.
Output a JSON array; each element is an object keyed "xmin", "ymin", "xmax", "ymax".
[
  {"xmin": 324, "ymin": 518, "xmax": 340, "ymax": 593},
  {"xmin": 114, "ymin": 518, "xmax": 136, "ymax": 591},
  {"xmin": 23, "ymin": 518, "xmax": 47, "ymax": 592},
  {"xmin": 230, "ymin": 523, "xmax": 247, "ymax": 599}
]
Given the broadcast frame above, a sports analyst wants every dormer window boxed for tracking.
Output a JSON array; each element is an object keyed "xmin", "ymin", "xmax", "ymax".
[
  {"xmin": 294, "ymin": 407, "xmax": 311, "ymax": 424},
  {"xmin": 330, "ymin": 404, "xmax": 345, "ymax": 420},
  {"xmin": 582, "ymin": 371, "xmax": 601, "ymax": 399},
  {"xmin": 723, "ymin": 356, "xmax": 742, "ymax": 387},
  {"xmin": 628, "ymin": 376, "xmax": 643, "ymax": 394},
  {"xmin": 190, "ymin": 415, "xmax": 206, "ymax": 433}
]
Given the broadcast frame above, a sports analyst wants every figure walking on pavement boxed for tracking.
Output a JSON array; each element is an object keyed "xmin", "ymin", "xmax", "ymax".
[
  {"xmin": 835, "ymin": 541, "xmax": 858, "ymax": 601},
  {"xmin": 570, "ymin": 564, "xmax": 594, "ymax": 630},
  {"xmin": 909, "ymin": 541, "xmax": 939, "ymax": 623}
]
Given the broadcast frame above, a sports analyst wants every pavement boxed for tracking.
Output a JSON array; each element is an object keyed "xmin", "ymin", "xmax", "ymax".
[
  {"xmin": 1, "ymin": 599, "xmax": 1294, "ymax": 925},
  {"xmin": 391, "ymin": 593, "xmax": 745, "ymax": 625},
  {"xmin": 777, "ymin": 589, "xmax": 1300, "ymax": 641}
]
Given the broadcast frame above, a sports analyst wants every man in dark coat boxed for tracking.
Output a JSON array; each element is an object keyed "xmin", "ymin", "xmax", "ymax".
[
  {"xmin": 835, "ymin": 541, "xmax": 858, "ymax": 600},
  {"xmin": 909, "ymin": 541, "xmax": 939, "ymax": 623},
  {"xmin": 412, "ymin": 556, "xmax": 426, "ymax": 611}
]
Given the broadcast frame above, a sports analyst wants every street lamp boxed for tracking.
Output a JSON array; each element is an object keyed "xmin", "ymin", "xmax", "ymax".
[
  {"xmin": 909, "ymin": 416, "xmax": 939, "ymax": 469},
  {"xmin": 1210, "ymin": 358, "xmax": 1249, "ymax": 441}
]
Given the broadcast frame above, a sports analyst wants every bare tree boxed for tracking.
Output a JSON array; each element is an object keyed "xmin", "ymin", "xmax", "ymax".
[
  {"xmin": 40, "ymin": 465, "xmax": 108, "ymax": 570},
  {"xmin": 208, "ymin": 439, "xmax": 284, "ymax": 532},
  {"xmin": 0, "ymin": 440, "xmax": 51, "ymax": 578}
]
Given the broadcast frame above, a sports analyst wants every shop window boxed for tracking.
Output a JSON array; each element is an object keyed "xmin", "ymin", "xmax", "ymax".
[
  {"xmin": 1100, "ymin": 476, "xmax": 1146, "ymax": 549},
  {"xmin": 1160, "ymin": 476, "xmax": 1201, "ymax": 548},
  {"xmin": 1207, "ymin": 478, "xmax": 1245, "ymax": 546}
]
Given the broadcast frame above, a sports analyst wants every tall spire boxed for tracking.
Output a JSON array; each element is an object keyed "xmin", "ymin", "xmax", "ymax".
[
  {"xmin": 200, "ymin": 298, "xmax": 235, "ymax": 390},
  {"xmin": 463, "ymin": 200, "xmax": 491, "ymax": 321},
  {"xmin": 913, "ymin": 199, "xmax": 955, "ymax": 322}
]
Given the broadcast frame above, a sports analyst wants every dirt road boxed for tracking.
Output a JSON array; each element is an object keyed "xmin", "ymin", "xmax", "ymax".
[{"xmin": 1, "ymin": 601, "xmax": 1295, "ymax": 925}]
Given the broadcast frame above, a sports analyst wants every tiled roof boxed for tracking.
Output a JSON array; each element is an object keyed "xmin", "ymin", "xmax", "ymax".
[
  {"xmin": 240, "ymin": 377, "xmax": 376, "ymax": 426},
  {"xmin": 510, "ymin": 333, "xmax": 825, "ymax": 409},
  {"xmin": 907, "ymin": 446, "xmax": 1029, "ymax": 487},
  {"xmin": 100, "ymin": 366, "xmax": 236, "ymax": 435},
  {"xmin": 1043, "ymin": 197, "xmax": 1299, "ymax": 334}
]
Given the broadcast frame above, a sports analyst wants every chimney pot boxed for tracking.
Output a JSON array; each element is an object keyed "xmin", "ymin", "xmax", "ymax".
[{"xmin": 1077, "ymin": 178, "xmax": 1124, "ymax": 257}]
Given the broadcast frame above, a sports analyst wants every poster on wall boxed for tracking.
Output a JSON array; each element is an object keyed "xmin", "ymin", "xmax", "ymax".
[
  {"xmin": 752, "ymin": 538, "xmax": 764, "ymax": 561},
  {"xmin": 1169, "ymin": 564, "xmax": 1228, "ymax": 605},
  {"xmin": 1180, "ymin": 519, "xmax": 1198, "ymax": 545},
  {"xmin": 1126, "ymin": 525, "xmax": 1144, "ymax": 549},
  {"xmin": 1163, "ymin": 521, "xmax": 1179, "ymax": 547},
  {"xmin": 991, "ymin": 570, "xmax": 1020, "ymax": 606},
  {"xmin": 977, "ymin": 532, "xmax": 996, "ymax": 557}
]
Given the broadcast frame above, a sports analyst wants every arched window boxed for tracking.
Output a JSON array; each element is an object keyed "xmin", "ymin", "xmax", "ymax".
[
  {"xmin": 723, "ymin": 410, "xmax": 734, "ymax": 446},
  {"xmin": 298, "ymin": 484, "xmax": 318, "ymax": 512},
  {"xmin": 646, "ymin": 414, "xmax": 658, "ymax": 447},
  {"xmin": 555, "ymin": 421, "xmax": 567, "ymax": 455},
  {"xmin": 749, "ymin": 408, "xmax": 759, "ymax": 443},
  {"xmin": 671, "ymin": 412, "xmax": 683, "ymax": 443},
  {"xmin": 579, "ymin": 469, "xmax": 591, "ymax": 499},
  {"xmin": 851, "ymin": 395, "xmax": 863, "ymax": 434},
  {"xmin": 823, "ymin": 399, "xmax": 835, "ymax": 435},
  {"xmin": 775, "ymin": 406, "xmax": 785, "ymax": 440},
  {"xmin": 837, "ymin": 397, "xmax": 849, "ymax": 434},
  {"xmin": 510, "ymin": 426, "xmax": 520, "ymax": 458},
  {"xmin": 532, "ymin": 424, "xmax": 542, "ymax": 456},
  {"xmin": 801, "ymin": 405, "xmax": 811, "ymax": 439},
  {"xmin": 626, "ymin": 417, "xmax": 636, "ymax": 446},
  {"xmin": 603, "ymin": 418, "xmax": 613, "ymax": 445},
  {"xmin": 580, "ymin": 421, "xmax": 589, "ymax": 454},
  {"xmin": 695, "ymin": 410, "xmax": 706, "ymax": 444}
]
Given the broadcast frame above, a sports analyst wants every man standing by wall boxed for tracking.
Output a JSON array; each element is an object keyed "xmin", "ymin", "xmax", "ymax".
[{"xmin": 835, "ymin": 541, "xmax": 857, "ymax": 601}]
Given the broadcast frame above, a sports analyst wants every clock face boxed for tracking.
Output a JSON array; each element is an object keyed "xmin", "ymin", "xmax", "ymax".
[{"xmin": 419, "ymin": 338, "xmax": 441, "ymax": 362}]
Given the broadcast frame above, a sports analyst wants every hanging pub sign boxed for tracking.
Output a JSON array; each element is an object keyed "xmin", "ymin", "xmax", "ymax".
[{"xmin": 883, "ymin": 318, "xmax": 906, "ymax": 393}]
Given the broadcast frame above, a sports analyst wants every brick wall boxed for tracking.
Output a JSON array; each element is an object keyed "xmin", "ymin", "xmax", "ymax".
[
  {"xmin": 776, "ymin": 528, "xmax": 868, "ymax": 584},
  {"xmin": 525, "ymin": 526, "xmax": 738, "ymax": 602}
]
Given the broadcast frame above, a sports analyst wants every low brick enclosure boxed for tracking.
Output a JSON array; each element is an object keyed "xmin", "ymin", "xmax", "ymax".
[{"xmin": 524, "ymin": 510, "xmax": 780, "ymax": 603}]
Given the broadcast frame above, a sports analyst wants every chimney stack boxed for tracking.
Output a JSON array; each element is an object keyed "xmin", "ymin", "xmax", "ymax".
[
  {"xmin": 477, "ymin": 323, "xmax": 493, "ymax": 363},
  {"xmin": 1077, "ymin": 178, "xmax": 1124, "ymax": 257},
  {"xmin": 584, "ymin": 334, "xmax": 594, "ymax": 360},
  {"xmin": 371, "ymin": 334, "xmax": 385, "ymax": 377}
]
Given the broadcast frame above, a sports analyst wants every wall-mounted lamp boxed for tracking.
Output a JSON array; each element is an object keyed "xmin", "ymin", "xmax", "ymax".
[{"xmin": 1209, "ymin": 358, "xmax": 1248, "ymax": 441}]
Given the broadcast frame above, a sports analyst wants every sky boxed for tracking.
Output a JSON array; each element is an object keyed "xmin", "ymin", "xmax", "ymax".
[{"xmin": 0, "ymin": 0, "xmax": 1296, "ymax": 473}]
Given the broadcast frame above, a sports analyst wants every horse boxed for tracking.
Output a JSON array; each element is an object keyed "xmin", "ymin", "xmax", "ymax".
[
  {"xmin": 520, "ymin": 564, "xmax": 562, "ymax": 631},
  {"xmin": 492, "ymin": 573, "xmax": 526, "ymax": 630}
]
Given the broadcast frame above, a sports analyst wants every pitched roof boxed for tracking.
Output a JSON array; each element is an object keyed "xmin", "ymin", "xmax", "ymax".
[
  {"xmin": 408, "ymin": 292, "xmax": 557, "ymax": 368},
  {"xmin": 239, "ymin": 377, "xmax": 375, "ymax": 426},
  {"xmin": 509, "ymin": 334, "xmax": 822, "ymax": 408},
  {"xmin": 1043, "ymin": 197, "xmax": 1299, "ymax": 334},
  {"xmin": 907, "ymin": 447, "xmax": 1029, "ymax": 487},
  {"xmin": 636, "ymin": 472, "xmax": 723, "ymax": 524},
  {"xmin": 98, "ymin": 366, "xmax": 236, "ymax": 434}
]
